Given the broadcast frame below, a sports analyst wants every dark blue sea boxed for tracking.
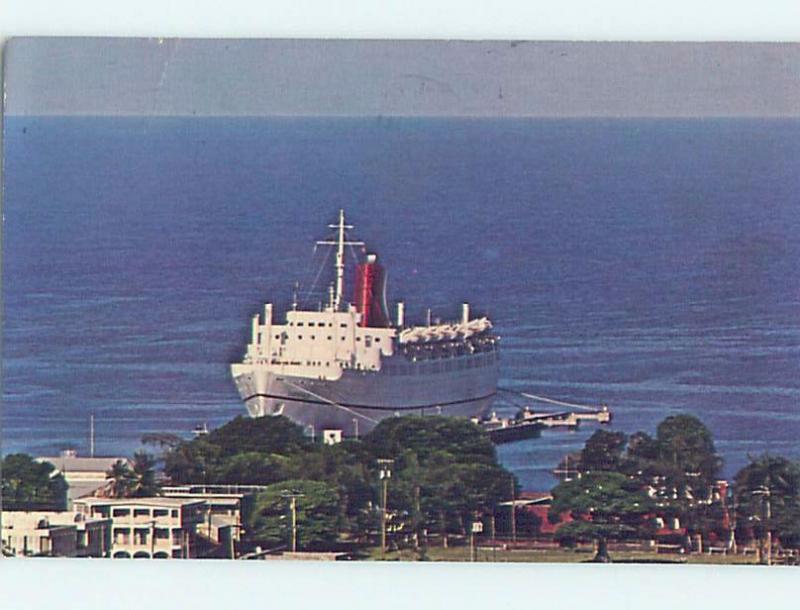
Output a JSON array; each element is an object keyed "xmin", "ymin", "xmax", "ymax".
[{"xmin": 3, "ymin": 116, "xmax": 799, "ymax": 490}]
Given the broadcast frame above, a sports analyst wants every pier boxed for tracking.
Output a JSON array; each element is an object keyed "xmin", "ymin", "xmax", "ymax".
[{"xmin": 479, "ymin": 390, "xmax": 613, "ymax": 443}]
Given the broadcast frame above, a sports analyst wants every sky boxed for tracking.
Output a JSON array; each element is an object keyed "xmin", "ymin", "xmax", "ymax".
[{"xmin": 3, "ymin": 38, "xmax": 800, "ymax": 118}]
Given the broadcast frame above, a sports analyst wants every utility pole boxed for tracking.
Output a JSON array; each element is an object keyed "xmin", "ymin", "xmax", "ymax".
[
  {"xmin": 491, "ymin": 512, "xmax": 496, "ymax": 562},
  {"xmin": 281, "ymin": 490, "xmax": 305, "ymax": 553},
  {"xmin": 469, "ymin": 516, "xmax": 483, "ymax": 562},
  {"xmin": 752, "ymin": 486, "xmax": 773, "ymax": 566},
  {"xmin": 469, "ymin": 522, "xmax": 475, "ymax": 562},
  {"xmin": 762, "ymin": 486, "xmax": 772, "ymax": 566},
  {"xmin": 378, "ymin": 459, "xmax": 394, "ymax": 556},
  {"xmin": 510, "ymin": 478, "xmax": 517, "ymax": 545}
]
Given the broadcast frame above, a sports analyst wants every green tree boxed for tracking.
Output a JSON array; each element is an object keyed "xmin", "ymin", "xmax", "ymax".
[
  {"xmin": 655, "ymin": 414, "xmax": 721, "ymax": 489},
  {"xmin": 549, "ymin": 472, "xmax": 656, "ymax": 562},
  {"xmin": 365, "ymin": 417, "xmax": 514, "ymax": 548},
  {"xmin": 247, "ymin": 479, "xmax": 342, "ymax": 550},
  {"xmin": 1, "ymin": 454, "xmax": 67, "ymax": 511},
  {"xmin": 162, "ymin": 416, "xmax": 308, "ymax": 485},
  {"xmin": 105, "ymin": 459, "xmax": 133, "ymax": 498},
  {"xmin": 580, "ymin": 430, "xmax": 627, "ymax": 472},
  {"xmin": 214, "ymin": 452, "xmax": 290, "ymax": 486},
  {"xmin": 734, "ymin": 455, "xmax": 800, "ymax": 551},
  {"xmin": 129, "ymin": 452, "xmax": 160, "ymax": 497},
  {"xmin": 365, "ymin": 416, "xmax": 497, "ymax": 465},
  {"xmin": 204, "ymin": 415, "xmax": 308, "ymax": 458},
  {"xmin": 285, "ymin": 442, "xmax": 377, "ymax": 541},
  {"xmin": 626, "ymin": 431, "xmax": 660, "ymax": 462},
  {"xmin": 163, "ymin": 438, "xmax": 222, "ymax": 484}
]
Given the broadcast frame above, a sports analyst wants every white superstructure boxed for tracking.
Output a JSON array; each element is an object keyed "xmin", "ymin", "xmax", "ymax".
[{"xmin": 231, "ymin": 210, "xmax": 499, "ymax": 436}]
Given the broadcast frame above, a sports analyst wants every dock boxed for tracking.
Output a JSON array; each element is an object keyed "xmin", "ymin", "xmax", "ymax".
[{"xmin": 480, "ymin": 391, "xmax": 613, "ymax": 444}]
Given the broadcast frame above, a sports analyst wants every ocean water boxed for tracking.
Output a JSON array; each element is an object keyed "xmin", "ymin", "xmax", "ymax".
[{"xmin": 2, "ymin": 116, "xmax": 799, "ymax": 490}]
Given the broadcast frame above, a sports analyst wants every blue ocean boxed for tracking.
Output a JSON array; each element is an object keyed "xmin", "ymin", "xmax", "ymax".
[{"xmin": 3, "ymin": 116, "xmax": 799, "ymax": 490}]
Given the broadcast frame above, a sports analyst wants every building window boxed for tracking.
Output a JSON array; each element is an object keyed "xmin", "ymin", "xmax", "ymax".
[
  {"xmin": 133, "ymin": 509, "xmax": 150, "ymax": 518},
  {"xmin": 153, "ymin": 509, "xmax": 168, "ymax": 518},
  {"xmin": 112, "ymin": 508, "xmax": 130, "ymax": 518},
  {"xmin": 113, "ymin": 528, "xmax": 130, "ymax": 544},
  {"xmin": 171, "ymin": 510, "xmax": 178, "ymax": 518},
  {"xmin": 154, "ymin": 528, "xmax": 169, "ymax": 540},
  {"xmin": 172, "ymin": 529, "xmax": 182, "ymax": 545},
  {"xmin": 134, "ymin": 529, "xmax": 149, "ymax": 545}
]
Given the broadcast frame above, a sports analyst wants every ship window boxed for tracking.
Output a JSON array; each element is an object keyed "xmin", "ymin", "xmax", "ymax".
[
  {"xmin": 275, "ymin": 335, "xmax": 280, "ymax": 340},
  {"xmin": 298, "ymin": 335, "xmax": 303, "ymax": 340},
  {"xmin": 340, "ymin": 323, "xmax": 347, "ymax": 328},
  {"xmin": 340, "ymin": 337, "xmax": 345, "ymax": 341},
  {"xmin": 311, "ymin": 335, "xmax": 315, "ymax": 340},
  {"xmin": 375, "ymin": 337, "xmax": 380, "ymax": 343},
  {"xmin": 328, "ymin": 323, "xmax": 333, "ymax": 327},
  {"xmin": 297, "ymin": 322, "xmax": 304, "ymax": 327},
  {"xmin": 327, "ymin": 336, "xmax": 332, "ymax": 340},
  {"xmin": 356, "ymin": 337, "xmax": 361, "ymax": 342},
  {"xmin": 308, "ymin": 322, "xmax": 315, "ymax": 327}
]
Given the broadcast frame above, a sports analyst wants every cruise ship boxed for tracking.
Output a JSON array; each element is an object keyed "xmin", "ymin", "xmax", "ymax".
[{"xmin": 230, "ymin": 210, "xmax": 499, "ymax": 437}]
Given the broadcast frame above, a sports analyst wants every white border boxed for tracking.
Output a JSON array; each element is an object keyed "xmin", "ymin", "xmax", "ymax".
[
  {"xmin": 1, "ymin": 0, "xmax": 800, "ymax": 41},
  {"xmin": 1, "ymin": 2, "xmax": 798, "ymax": 609}
]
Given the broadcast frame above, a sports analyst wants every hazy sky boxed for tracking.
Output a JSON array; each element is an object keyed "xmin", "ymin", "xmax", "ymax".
[{"xmin": 4, "ymin": 38, "xmax": 799, "ymax": 117}]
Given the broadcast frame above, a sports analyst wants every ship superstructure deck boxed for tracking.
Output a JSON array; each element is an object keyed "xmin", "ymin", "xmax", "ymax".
[{"xmin": 231, "ymin": 210, "xmax": 499, "ymax": 437}]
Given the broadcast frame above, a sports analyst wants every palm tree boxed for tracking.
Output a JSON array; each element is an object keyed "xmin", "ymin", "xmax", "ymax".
[
  {"xmin": 734, "ymin": 455, "xmax": 800, "ymax": 562},
  {"xmin": 105, "ymin": 460, "xmax": 133, "ymax": 498},
  {"xmin": 129, "ymin": 452, "xmax": 160, "ymax": 497}
]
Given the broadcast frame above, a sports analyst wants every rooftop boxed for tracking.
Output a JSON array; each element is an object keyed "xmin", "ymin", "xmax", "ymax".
[
  {"xmin": 36, "ymin": 454, "xmax": 131, "ymax": 474},
  {"xmin": 1, "ymin": 511, "xmax": 107, "ymax": 529},
  {"xmin": 74, "ymin": 497, "xmax": 205, "ymax": 508}
]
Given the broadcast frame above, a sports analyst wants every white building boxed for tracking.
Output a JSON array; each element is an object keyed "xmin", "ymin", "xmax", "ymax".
[
  {"xmin": 2, "ymin": 512, "xmax": 76, "ymax": 557},
  {"xmin": 73, "ymin": 497, "xmax": 205, "ymax": 559},
  {"xmin": 1, "ymin": 511, "xmax": 110, "ymax": 557},
  {"xmin": 36, "ymin": 451, "xmax": 132, "ymax": 507},
  {"xmin": 162, "ymin": 485, "xmax": 255, "ymax": 556}
]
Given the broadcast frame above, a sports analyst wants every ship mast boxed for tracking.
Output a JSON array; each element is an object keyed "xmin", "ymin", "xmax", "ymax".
[{"xmin": 316, "ymin": 209, "xmax": 364, "ymax": 311}]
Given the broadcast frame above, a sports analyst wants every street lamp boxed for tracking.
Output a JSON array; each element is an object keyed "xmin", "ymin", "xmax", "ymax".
[
  {"xmin": 281, "ymin": 490, "xmax": 305, "ymax": 553},
  {"xmin": 377, "ymin": 459, "xmax": 394, "ymax": 555}
]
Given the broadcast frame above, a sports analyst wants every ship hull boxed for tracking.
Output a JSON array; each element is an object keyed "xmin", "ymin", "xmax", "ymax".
[{"xmin": 231, "ymin": 352, "xmax": 499, "ymax": 436}]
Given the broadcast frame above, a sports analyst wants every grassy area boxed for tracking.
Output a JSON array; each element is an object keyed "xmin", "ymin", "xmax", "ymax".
[{"xmin": 364, "ymin": 545, "xmax": 761, "ymax": 565}]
